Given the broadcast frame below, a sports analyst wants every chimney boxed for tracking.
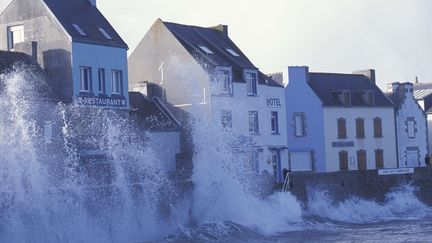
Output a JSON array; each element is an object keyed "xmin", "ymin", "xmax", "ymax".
[
  {"xmin": 211, "ymin": 24, "xmax": 228, "ymax": 36},
  {"xmin": 391, "ymin": 82, "xmax": 401, "ymax": 93},
  {"xmin": 88, "ymin": 0, "xmax": 96, "ymax": 6},
  {"xmin": 288, "ymin": 66, "xmax": 309, "ymax": 85},
  {"xmin": 31, "ymin": 41, "xmax": 37, "ymax": 64},
  {"xmin": 353, "ymin": 69, "xmax": 376, "ymax": 84}
]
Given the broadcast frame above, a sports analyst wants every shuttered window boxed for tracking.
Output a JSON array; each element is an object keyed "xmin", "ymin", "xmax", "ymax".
[
  {"xmin": 337, "ymin": 118, "xmax": 347, "ymax": 139},
  {"xmin": 339, "ymin": 151, "xmax": 348, "ymax": 171},
  {"xmin": 375, "ymin": 149, "xmax": 384, "ymax": 169},
  {"xmin": 356, "ymin": 118, "xmax": 365, "ymax": 139},
  {"xmin": 373, "ymin": 117, "xmax": 382, "ymax": 138},
  {"xmin": 357, "ymin": 150, "xmax": 367, "ymax": 170}
]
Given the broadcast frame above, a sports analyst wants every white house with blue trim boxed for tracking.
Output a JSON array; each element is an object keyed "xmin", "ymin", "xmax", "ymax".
[
  {"xmin": 387, "ymin": 82, "xmax": 428, "ymax": 167},
  {"xmin": 0, "ymin": 0, "xmax": 129, "ymax": 108},
  {"xmin": 285, "ymin": 66, "xmax": 398, "ymax": 172}
]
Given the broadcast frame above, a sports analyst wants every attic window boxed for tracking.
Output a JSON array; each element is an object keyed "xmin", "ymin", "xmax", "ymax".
[
  {"xmin": 98, "ymin": 27, "xmax": 112, "ymax": 40},
  {"xmin": 72, "ymin": 24, "xmax": 87, "ymax": 37},
  {"xmin": 198, "ymin": 45, "xmax": 214, "ymax": 54},
  {"xmin": 226, "ymin": 48, "xmax": 240, "ymax": 57}
]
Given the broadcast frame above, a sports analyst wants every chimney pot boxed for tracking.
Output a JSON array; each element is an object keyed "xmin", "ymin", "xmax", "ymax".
[{"xmin": 211, "ymin": 24, "xmax": 228, "ymax": 36}]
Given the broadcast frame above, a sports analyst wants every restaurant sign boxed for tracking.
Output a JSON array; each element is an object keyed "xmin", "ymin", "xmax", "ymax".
[{"xmin": 76, "ymin": 96, "xmax": 127, "ymax": 108}]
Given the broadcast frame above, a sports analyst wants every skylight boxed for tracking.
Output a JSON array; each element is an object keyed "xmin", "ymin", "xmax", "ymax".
[
  {"xmin": 72, "ymin": 24, "xmax": 87, "ymax": 37},
  {"xmin": 226, "ymin": 48, "xmax": 240, "ymax": 57},
  {"xmin": 198, "ymin": 45, "xmax": 214, "ymax": 54},
  {"xmin": 98, "ymin": 27, "xmax": 112, "ymax": 40}
]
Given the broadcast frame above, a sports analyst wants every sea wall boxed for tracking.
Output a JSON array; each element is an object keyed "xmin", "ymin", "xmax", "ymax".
[{"xmin": 282, "ymin": 167, "xmax": 432, "ymax": 206}]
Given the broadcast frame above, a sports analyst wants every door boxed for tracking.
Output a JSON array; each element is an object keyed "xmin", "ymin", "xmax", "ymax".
[
  {"xmin": 290, "ymin": 151, "xmax": 312, "ymax": 171},
  {"xmin": 357, "ymin": 150, "xmax": 367, "ymax": 170},
  {"xmin": 272, "ymin": 150, "xmax": 281, "ymax": 182},
  {"xmin": 406, "ymin": 151, "xmax": 420, "ymax": 167}
]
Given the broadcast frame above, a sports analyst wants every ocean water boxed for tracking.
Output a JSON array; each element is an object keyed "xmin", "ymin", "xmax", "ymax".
[{"xmin": 0, "ymin": 65, "xmax": 431, "ymax": 243}]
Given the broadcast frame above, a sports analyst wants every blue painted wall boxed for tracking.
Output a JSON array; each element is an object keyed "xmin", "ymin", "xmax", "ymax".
[{"xmin": 285, "ymin": 66, "xmax": 327, "ymax": 172}]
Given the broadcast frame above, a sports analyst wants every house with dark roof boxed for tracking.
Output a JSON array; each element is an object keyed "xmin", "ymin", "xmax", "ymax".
[
  {"xmin": 386, "ymin": 82, "xmax": 428, "ymax": 167},
  {"xmin": 129, "ymin": 89, "xmax": 181, "ymax": 171},
  {"xmin": 413, "ymin": 83, "xmax": 432, "ymax": 154},
  {"xmin": 128, "ymin": 19, "xmax": 288, "ymax": 181},
  {"xmin": 285, "ymin": 66, "xmax": 397, "ymax": 172},
  {"xmin": 0, "ymin": 0, "xmax": 129, "ymax": 108}
]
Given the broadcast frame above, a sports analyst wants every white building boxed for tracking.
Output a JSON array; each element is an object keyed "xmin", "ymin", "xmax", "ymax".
[
  {"xmin": 0, "ymin": 0, "xmax": 129, "ymax": 108},
  {"xmin": 128, "ymin": 20, "xmax": 288, "ymax": 181},
  {"xmin": 413, "ymin": 83, "xmax": 432, "ymax": 155},
  {"xmin": 286, "ymin": 67, "xmax": 398, "ymax": 172},
  {"xmin": 387, "ymin": 82, "xmax": 428, "ymax": 167}
]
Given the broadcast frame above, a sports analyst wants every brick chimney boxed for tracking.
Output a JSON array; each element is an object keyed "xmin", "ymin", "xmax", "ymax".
[
  {"xmin": 211, "ymin": 24, "xmax": 228, "ymax": 36},
  {"xmin": 88, "ymin": 0, "xmax": 96, "ymax": 6},
  {"xmin": 353, "ymin": 69, "xmax": 376, "ymax": 84}
]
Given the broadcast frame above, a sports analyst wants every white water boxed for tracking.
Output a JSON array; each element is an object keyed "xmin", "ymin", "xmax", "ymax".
[{"xmin": 0, "ymin": 65, "xmax": 431, "ymax": 242}]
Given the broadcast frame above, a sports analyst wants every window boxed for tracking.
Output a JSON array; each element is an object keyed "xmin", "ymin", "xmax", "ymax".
[
  {"xmin": 248, "ymin": 111, "xmax": 259, "ymax": 134},
  {"xmin": 247, "ymin": 151, "xmax": 259, "ymax": 175},
  {"xmin": 343, "ymin": 91, "xmax": 351, "ymax": 106},
  {"xmin": 111, "ymin": 70, "xmax": 122, "ymax": 94},
  {"xmin": 294, "ymin": 115, "xmax": 305, "ymax": 137},
  {"xmin": 375, "ymin": 149, "xmax": 384, "ymax": 169},
  {"xmin": 339, "ymin": 151, "xmax": 348, "ymax": 171},
  {"xmin": 215, "ymin": 69, "xmax": 232, "ymax": 95},
  {"xmin": 373, "ymin": 117, "xmax": 382, "ymax": 138},
  {"xmin": 357, "ymin": 150, "xmax": 367, "ymax": 170},
  {"xmin": 356, "ymin": 118, "xmax": 365, "ymax": 139},
  {"xmin": 72, "ymin": 24, "xmax": 87, "ymax": 36},
  {"xmin": 80, "ymin": 67, "xmax": 91, "ymax": 92},
  {"xmin": 337, "ymin": 118, "xmax": 347, "ymax": 139},
  {"xmin": 221, "ymin": 110, "xmax": 232, "ymax": 130},
  {"xmin": 98, "ymin": 68, "xmax": 105, "ymax": 94},
  {"xmin": 7, "ymin": 25, "xmax": 24, "ymax": 50},
  {"xmin": 245, "ymin": 71, "xmax": 258, "ymax": 95},
  {"xmin": 226, "ymin": 48, "xmax": 240, "ymax": 57},
  {"xmin": 98, "ymin": 27, "xmax": 112, "ymax": 40},
  {"xmin": 406, "ymin": 118, "xmax": 416, "ymax": 138},
  {"xmin": 366, "ymin": 91, "xmax": 374, "ymax": 105},
  {"xmin": 271, "ymin": 111, "xmax": 279, "ymax": 134},
  {"xmin": 198, "ymin": 45, "xmax": 214, "ymax": 54}
]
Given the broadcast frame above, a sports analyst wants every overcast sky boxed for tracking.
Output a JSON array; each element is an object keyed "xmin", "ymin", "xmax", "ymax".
[{"xmin": 1, "ymin": 0, "xmax": 431, "ymax": 89}]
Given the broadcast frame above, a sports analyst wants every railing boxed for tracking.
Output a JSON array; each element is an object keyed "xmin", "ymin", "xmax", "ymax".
[{"xmin": 281, "ymin": 172, "xmax": 290, "ymax": 192}]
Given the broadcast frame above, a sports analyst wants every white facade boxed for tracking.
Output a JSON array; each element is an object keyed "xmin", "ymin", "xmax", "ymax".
[
  {"xmin": 323, "ymin": 107, "xmax": 398, "ymax": 172},
  {"xmin": 211, "ymin": 81, "xmax": 288, "ymax": 181}
]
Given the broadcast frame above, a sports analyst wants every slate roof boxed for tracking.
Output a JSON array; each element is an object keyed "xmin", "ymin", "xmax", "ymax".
[
  {"xmin": 307, "ymin": 72, "xmax": 394, "ymax": 107},
  {"xmin": 42, "ymin": 0, "xmax": 128, "ymax": 49},
  {"xmin": 129, "ymin": 92, "xmax": 180, "ymax": 132},
  {"xmin": 163, "ymin": 21, "xmax": 282, "ymax": 87}
]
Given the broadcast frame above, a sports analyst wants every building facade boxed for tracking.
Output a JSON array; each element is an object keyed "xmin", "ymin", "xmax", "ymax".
[
  {"xmin": 285, "ymin": 66, "xmax": 398, "ymax": 172},
  {"xmin": 0, "ymin": 0, "xmax": 129, "ymax": 108},
  {"xmin": 387, "ymin": 82, "xmax": 428, "ymax": 167},
  {"xmin": 128, "ymin": 20, "xmax": 288, "ymax": 181},
  {"xmin": 413, "ymin": 83, "xmax": 432, "ymax": 154}
]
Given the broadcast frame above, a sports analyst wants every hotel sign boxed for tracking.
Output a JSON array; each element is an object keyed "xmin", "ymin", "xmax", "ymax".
[
  {"xmin": 332, "ymin": 141, "xmax": 354, "ymax": 147},
  {"xmin": 76, "ymin": 96, "xmax": 127, "ymax": 108},
  {"xmin": 378, "ymin": 168, "xmax": 414, "ymax": 176},
  {"xmin": 267, "ymin": 98, "xmax": 282, "ymax": 108}
]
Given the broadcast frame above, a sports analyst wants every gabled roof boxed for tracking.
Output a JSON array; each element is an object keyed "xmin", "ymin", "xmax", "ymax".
[
  {"xmin": 162, "ymin": 21, "xmax": 282, "ymax": 87},
  {"xmin": 129, "ymin": 92, "xmax": 180, "ymax": 132},
  {"xmin": 413, "ymin": 83, "xmax": 432, "ymax": 100},
  {"xmin": 307, "ymin": 72, "xmax": 393, "ymax": 107},
  {"xmin": 42, "ymin": 0, "xmax": 128, "ymax": 49}
]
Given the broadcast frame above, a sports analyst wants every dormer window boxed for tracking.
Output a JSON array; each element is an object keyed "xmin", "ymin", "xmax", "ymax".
[
  {"xmin": 245, "ymin": 70, "xmax": 258, "ymax": 95},
  {"xmin": 226, "ymin": 48, "xmax": 240, "ymax": 57},
  {"xmin": 7, "ymin": 25, "xmax": 24, "ymax": 50},
  {"xmin": 198, "ymin": 45, "xmax": 214, "ymax": 54},
  {"xmin": 365, "ymin": 91, "xmax": 374, "ymax": 105},
  {"xmin": 98, "ymin": 27, "xmax": 112, "ymax": 40},
  {"xmin": 332, "ymin": 90, "xmax": 351, "ymax": 106},
  {"xmin": 73, "ymin": 24, "xmax": 87, "ymax": 37}
]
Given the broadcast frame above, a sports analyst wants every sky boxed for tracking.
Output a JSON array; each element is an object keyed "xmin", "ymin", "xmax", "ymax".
[{"xmin": 1, "ymin": 0, "xmax": 431, "ymax": 89}]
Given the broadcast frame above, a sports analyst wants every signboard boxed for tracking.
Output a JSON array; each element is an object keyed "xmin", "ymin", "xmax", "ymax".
[
  {"xmin": 332, "ymin": 141, "xmax": 354, "ymax": 148},
  {"xmin": 378, "ymin": 167, "xmax": 414, "ymax": 175},
  {"xmin": 76, "ymin": 96, "xmax": 127, "ymax": 108},
  {"xmin": 267, "ymin": 98, "xmax": 282, "ymax": 108}
]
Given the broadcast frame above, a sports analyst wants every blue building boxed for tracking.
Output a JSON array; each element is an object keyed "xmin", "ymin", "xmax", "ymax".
[
  {"xmin": 285, "ymin": 66, "xmax": 398, "ymax": 172},
  {"xmin": 0, "ymin": 0, "xmax": 129, "ymax": 108}
]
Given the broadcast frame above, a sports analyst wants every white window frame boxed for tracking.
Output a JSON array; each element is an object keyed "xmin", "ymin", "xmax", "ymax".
[
  {"xmin": 7, "ymin": 25, "xmax": 24, "ymax": 50},
  {"xmin": 271, "ymin": 111, "xmax": 279, "ymax": 134},
  {"xmin": 407, "ymin": 119, "xmax": 416, "ymax": 138},
  {"xmin": 248, "ymin": 111, "xmax": 259, "ymax": 134},
  {"xmin": 295, "ymin": 115, "xmax": 305, "ymax": 137},
  {"xmin": 80, "ymin": 66, "xmax": 92, "ymax": 92},
  {"xmin": 98, "ymin": 68, "xmax": 105, "ymax": 94},
  {"xmin": 111, "ymin": 70, "xmax": 122, "ymax": 95},
  {"xmin": 245, "ymin": 70, "xmax": 258, "ymax": 95},
  {"xmin": 214, "ymin": 67, "xmax": 232, "ymax": 95}
]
